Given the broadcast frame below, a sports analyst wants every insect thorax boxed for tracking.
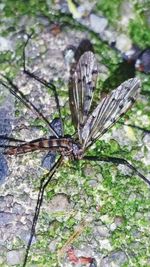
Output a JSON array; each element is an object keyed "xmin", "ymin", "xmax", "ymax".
[
  {"xmin": 60, "ymin": 137, "xmax": 83, "ymax": 160},
  {"xmin": 71, "ymin": 142, "xmax": 83, "ymax": 160}
]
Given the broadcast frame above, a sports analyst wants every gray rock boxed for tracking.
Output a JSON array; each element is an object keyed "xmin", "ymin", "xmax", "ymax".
[
  {"xmin": 100, "ymin": 251, "xmax": 128, "ymax": 267},
  {"xmin": 46, "ymin": 193, "xmax": 70, "ymax": 212},
  {"xmin": 17, "ymin": 229, "xmax": 36, "ymax": 244},
  {"xmin": 90, "ymin": 14, "xmax": 108, "ymax": 34},
  {"xmin": 12, "ymin": 202, "xmax": 25, "ymax": 215},
  {"xmin": 95, "ymin": 225, "xmax": 110, "ymax": 238},
  {"xmin": 48, "ymin": 239, "xmax": 58, "ymax": 252},
  {"xmin": 0, "ymin": 245, "xmax": 7, "ymax": 256},
  {"xmin": 0, "ymin": 36, "xmax": 12, "ymax": 51},
  {"xmin": 116, "ymin": 34, "xmax": 132, "ymax": 52},
  {"xmin": 110, "ymin": 217, "xmax": 124, "ymax": 231},
  {"xmin": 0, "ymin": 212, "xmax": 15, "ymax": 226},
  {"xmin": 101, "ymin": 28, "xmax": 117, "ymax": 44},
  {"xmin": 0, "ymin": 196, "xmax": 6, "ymax": 211},
  {"xmin": 143, "ymin": 134, "xmax": 150, "ymax": 150},
  {"xmin": 6, "ymin": 250, "xmax": 24, "ymax": 266},
  {"xmin": 0, "ymin": 155, "xmax": 8, "ymax": 183},
  {"xmin": 5, "ymin": 195, "xmax": 14, "ymax": 205}
]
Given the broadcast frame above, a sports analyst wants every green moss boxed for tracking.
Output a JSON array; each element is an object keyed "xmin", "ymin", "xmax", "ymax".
[
  {"xmin": 95, "ymin": 0, "xmax": 123, "ymax": 25},
  {"xmin": 128, "ymin": 2, "xmax": 150, "ymax": 48},
  {"xmin": 0, "ymin": 1, "xmax": 150, "ymax": 267},
  {"xmin": 129, "ymin": 19, "xmax": 150, "ymax": 48}
]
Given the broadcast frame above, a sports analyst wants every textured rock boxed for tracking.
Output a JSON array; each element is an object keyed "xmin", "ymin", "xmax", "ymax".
[
  {"xmin": 116, "ymin": 34, "xmax": 132, "ymax": 52},
  {"xmin": 100, "ymin": 251, "xmax": 128, "ymax": 267},
  {"xmin": 46, "ymin": 194, "xmax": 70, "ymax": 212},
  {"xmin": 6, "ymin": 250, "xmax": 24, "ymax": 266},
  {"xmin": 0, "ymin": 36, "xmax": 12, "ymax": 51},
  {"xmin": 90, "ymin": 14, "xmax": 108, "ymax": 34}
]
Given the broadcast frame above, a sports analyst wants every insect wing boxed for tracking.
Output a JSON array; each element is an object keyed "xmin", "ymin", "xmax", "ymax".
[
  {"xmin": 69, "ymin": 51, "xmax": 98, "ymax": 142},
  {"xmin": 81, "ymin": 78, "xmax": 141, "ymax": 148}
]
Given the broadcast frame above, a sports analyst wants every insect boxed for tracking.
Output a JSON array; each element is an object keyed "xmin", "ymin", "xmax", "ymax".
[{"xmin": 0, "ymin": 37, "xmax": 150, "ymax": 267}]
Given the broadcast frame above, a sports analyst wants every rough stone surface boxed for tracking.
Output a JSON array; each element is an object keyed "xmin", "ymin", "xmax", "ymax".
[
  {"xmin": 100, "ymin": 251, "xmax": 128, "ymax": 267},
  {"xmin": 0, "ymin": 4, "xmax": 149, "ymax": 267},
  {"xmin": 90, "ymin": 14, "xmax": 108, "ymax": 34},
  {"xmin": 0, "ymin": 36, "xmax": 12, "ymax": 51},
  {"xmin": 116, "ymin": 34, "xmax": 132, "ymax": 52},
  {"xmin": 95, "ymin": 225, "xmax": 110, "ymax": 238},
  {"xmin": 0, "ymin": 212, "xmax": 16, "ymax": 226},
  {"xmin": 46, "ymin": 193, "xmax": 70, "ymax": 212},
  {"xmin": 6, "ymin": 250, "xmax": 24, "ymax": 266}
]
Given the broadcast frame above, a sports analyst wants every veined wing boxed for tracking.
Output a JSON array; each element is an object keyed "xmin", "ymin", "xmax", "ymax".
[
  {"xmin": 69, "ymin": 51, "xmax": 98, "ymax": 142},
  {"xmin": 81, "ymin": 78, "xmax": 141, "ymax": 149}
]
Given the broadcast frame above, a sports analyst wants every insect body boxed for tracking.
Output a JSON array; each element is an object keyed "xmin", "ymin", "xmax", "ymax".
[
  {"xmin": 0, "ymin": 45, "xmax": 149, "ymax": 267},
  {"xmin": 2, "ymin": 51, "xmax": 141, "ymax": 160},
  {"xmin": 3, "ymin": 136, "xmax": 83, "ymax": 159}
]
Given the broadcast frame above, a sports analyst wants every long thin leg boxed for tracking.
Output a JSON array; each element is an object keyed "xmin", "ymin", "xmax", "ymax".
[
  {"xmin": 23, "ymin": 34, "xmax": 64, "ymax": 136},
  {"xmin": 117, "ymin": 121, "xmax": 150, "ymax": 134},
  {"xmin": 23, "ymin": 156, "xmax": 63, "ymax": 267},
  {"xmin": 83, "ymin": 155, "xmax": 150, "ymax": 186},
  {"xmin": 0, "ymin": 136, "xmax": 25, "ymax": 143},
  {"xmin": 0, "ymin": 77, "xmax": 59, "ymax": 138}
]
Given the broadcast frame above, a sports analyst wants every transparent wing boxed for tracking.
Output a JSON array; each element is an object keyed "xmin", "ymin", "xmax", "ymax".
[
  {"xmin": 69, "ymin": 51, "xmax": 98, "ymax": 142},
  {"xmin": 81, "ymin": 78, "xmax": 141, "ymax": 149}
]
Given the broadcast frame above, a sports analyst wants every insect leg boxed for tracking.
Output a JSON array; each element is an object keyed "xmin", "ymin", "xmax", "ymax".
[
  {"xmin": 0, "ymin": 136, "xmax": 25, "ymax": 143},
  {"xmin": 117, "ymin": 121, "xmax": 150, "ymax": 134},
  {"xmin": 83, "ymin": 155, "xmax": 150, "ymax": 186},
  {"xmin": 23, "ymin": 34, "xmax": 64, "ymax": 136},
  {"xmin": 23, "ymin": 156, "xmax": 63, "ymax": 267},
  {"xmin": 0, "ymin": 77, "xmax": 59, "ymax": 137}
]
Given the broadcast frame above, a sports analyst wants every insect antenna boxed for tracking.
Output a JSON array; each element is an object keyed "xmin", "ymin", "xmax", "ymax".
[
  {"xmin": 0, "ymin": 77, "xmax": 59, "ymax": 138},
  {"xmin": 22, "ymin": 33, "xmax": 64, "ymax": 137},
  {"xmin": 83, "ymin": 155, "xmax": 150, "ymax": 186},
  {"xmin": 23, "ymin": 156, "xmax": 63, "ymax": 267}
]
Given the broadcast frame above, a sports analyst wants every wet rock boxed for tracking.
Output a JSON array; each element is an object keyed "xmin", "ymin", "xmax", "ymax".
[
  {"xmin": 6, "ymin": 250, "xmax": 24, "ymax": 266},
  {"xmin": 100, "ymin": 251, "xmax": 128, "ymax": 267}
]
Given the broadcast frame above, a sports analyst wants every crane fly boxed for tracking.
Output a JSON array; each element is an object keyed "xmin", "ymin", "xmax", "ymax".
[{"xmin": 0, "ymin": 39, "xmax": 150, "ymax": 267}]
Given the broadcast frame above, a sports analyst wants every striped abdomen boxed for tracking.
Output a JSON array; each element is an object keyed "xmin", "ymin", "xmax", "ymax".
[{"xmin": 4, "ymin": 138, "xmax": 73, "ymax": 156}]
